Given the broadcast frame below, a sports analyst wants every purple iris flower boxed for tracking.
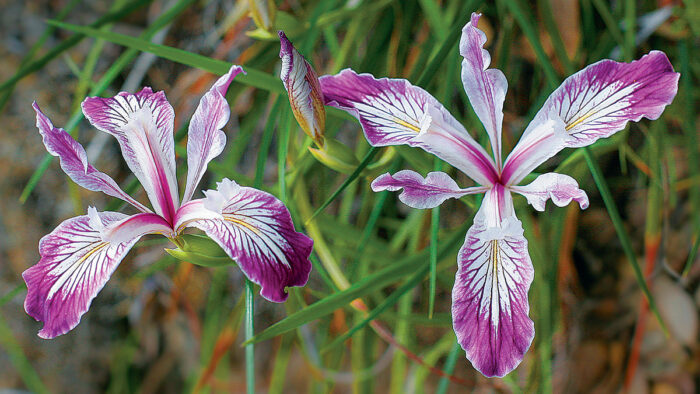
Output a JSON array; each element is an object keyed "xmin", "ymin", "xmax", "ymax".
[
  {"xmin": 25, "ymin": 65, "xmax": 313, "ymax": 339},
  {"xmin": 319, "ymin": 13, "xmax": 679, "ymax": 377}
]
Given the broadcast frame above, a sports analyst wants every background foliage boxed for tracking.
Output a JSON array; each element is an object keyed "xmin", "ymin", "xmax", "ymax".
[{"xmin": 0, "ymin": 0, "xmax": 698, "ymax": 392}]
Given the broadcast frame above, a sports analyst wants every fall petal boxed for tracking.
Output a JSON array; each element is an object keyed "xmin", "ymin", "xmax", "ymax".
[
  {"xmin": 82, "ymin": 88, "xmax": 179, "ymax": 222},
  {"xmin": 460, "ymin": 13, "xmax": 508, "ymax": 167},
  {"xmin": 184, "ymin": 179, "xmax": 313, "ymax": 302},
  {"xmin": 320, "ymin": 69, "xmax": 498, "ymax": 185},
  {"xmin": 182, "ymin": 65, "xmax": 244, "ymax": 204},
  {"xmin": 510, "ymin": 172, "xmax": 589, "ymax": 211},
  {"xmin": 33, "ymin": 102, "xmax": 150, "ymax": 213},
  {"xmin": 371, "ymin": 170, "xmax": 487, "ymax": 209},
  {"xmin": 452, "ymin": 192, "xmax": 535, "ymax": 377},
  {"xmin": 23, "ymin": 208, "xmax": 147, "ymax": 338}
]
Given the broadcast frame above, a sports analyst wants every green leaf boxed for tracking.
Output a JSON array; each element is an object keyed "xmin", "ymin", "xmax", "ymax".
[
  {"xmin": 243, "ymin": 222, "xmax": 467, "ymax": 345},
  {"xmin": 46, "ymin": 19, "xmax": 285, "ymax": 93}
]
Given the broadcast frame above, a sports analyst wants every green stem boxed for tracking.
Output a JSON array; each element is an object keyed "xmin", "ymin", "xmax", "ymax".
[{"xmin": 245, "ymin": 279, "xmax": 255, "ymax": 394}]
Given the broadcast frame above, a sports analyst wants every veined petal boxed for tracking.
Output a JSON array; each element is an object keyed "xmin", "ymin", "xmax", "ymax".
[
  {"xmin": 182, "ymin": 65, "xmax": 244, "ymax": 204},
  {"xmin": 100, "ymin": 212, "xmax": 174, "ymax": 244},
  {"xmin": 33, "ymin": 102, "xmax": 150, "ymax": 213},
  {"xmin": 279, "ymin": 31, "xmax": 326, "ymax": 146},
  {"xmin": 82, "ymin": 88, "xmax": 179, "ymax": 222},
  {"xmin": 320, "ymin": 69, "xmax": 498, "ymax": 186},
  {"xmin": 510, "ymin": 172, "xmax": 589, "ymax": 212},
  {"xmin": 503, "ymin": 51, "xmax": 679, "ymax": 184},
  {"xmin": 452, "ymin": 187, "xmax": 534, "ymax": 377},
  {"xmin": 23, "ymin": 208, "xmax": 148, "ymax": 338},
  {"xmin": 371, "ymin": 170, "xmax": 487, "ymax": 209},
  {"xmin": 460, "ymin": 13, "xmax": 508, "ymax": 168},
  {"xmin": 183, "ymin": 179, "xmax": 313, "ymax": 302}
]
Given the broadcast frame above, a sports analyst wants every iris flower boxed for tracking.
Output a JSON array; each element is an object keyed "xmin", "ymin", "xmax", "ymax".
[
  {"xmin": 319, "ymin": 13, "xmax": 678, "ymax": 377},
  {"xmin": 25, "ymin": 65, "xmax": 313, "ymax": 339}
]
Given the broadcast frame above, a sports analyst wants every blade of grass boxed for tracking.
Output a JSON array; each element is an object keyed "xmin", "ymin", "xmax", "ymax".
[
  {"xmin": 46, "ymin": 20, "xmax": 284, "ymax": 93},
  {"xmin": 0, "ymin": 315, "xmax": 49, "ymax": 394},
  {"xmin": 255, "ymin": 96, "xmax": 283, "ymax": 187},
  {"xmin": 243, "ymin": 222, "xmax": 467, "ymax": 345},
  {"xmin": 244, "ymin": 279, "xmax": 255, "ymax": 394},
  {"xmin": 321, "ymin": 262, "xmax": 429, "ymax": 353},
  {"xmin": 0, "ymin": 0, "xmax": 82, "ymax": 113},
  {"xmin": 0, "ymin": 283, "xmax": 25, "ymax": 307},
  {"xmin": 428, "ymin": 159, "xmax": 442, "ymax": 318},
  {"xmin": 436, "ymin": 341, "xmax": 461, "ymax": 394},
  {"xmin": 0, "ymin": 0, "xmax": 153, "ymax": 92},
  {"xmin": 20, "ymin": 0, "xmax": 197, "ymax": 202}
]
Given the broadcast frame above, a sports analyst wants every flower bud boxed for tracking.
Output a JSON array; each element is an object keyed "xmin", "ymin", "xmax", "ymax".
[{"xmin": 279, "ymin": 31, "xmax": 326, "ymax": 147}]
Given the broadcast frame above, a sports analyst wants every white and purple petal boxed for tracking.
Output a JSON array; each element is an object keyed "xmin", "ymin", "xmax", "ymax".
[
  {"xmin": 320, "ymin": 69, "xmax": 498, "ymax": 186},
  {"xmin": 452, "ymin": 187, "xmax": 534, "ymax": 377},
  {"xmin": 33, "ymin": 102, "xmax": 151, "ymax": 213},
  {"xmin": 82, "ymin": 88, "xmax": 179, "ymax": 222},
  {"xmin": 503, "ymin": 51, "xmax": 678, "ymax": 184},
  {"xmin": 23, "ymin": 208, "xmax": 147, "ymax": 339},
  {"xmin": 182, "ymin": 179, "xmax": 313, "ymax": 302},
  {"xmin": 371, "ymin": 170, "xmax": 487, "ymax": 209},
  {"xmin": 279, "ymin": 31, "xmax": 326, "ymax": 146},
  {"xmin": 460, "ymin": 13, "xmax": 508, "ymax": 167},
  {"xmin": 510, "ymin": 172, "xmax": 589, "ymax": 212},
  {"xmin": 182, "ymin": 65, "xmax": 244, "ymax": 204}
]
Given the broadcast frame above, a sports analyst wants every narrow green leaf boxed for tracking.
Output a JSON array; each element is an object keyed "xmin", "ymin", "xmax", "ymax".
[
  {"xmin": 436, "ymin": 341, "xmax": 461, "ymax": 394},
  {"xmin": 322, "ymin": 262, "xmax": 429, "ymax": 353},
  {"xmin": 243, "ymin": 223, "xmax": 467, "ymax": 345},
  {"xmin": 0, "ymin": 315, "xmax": 49, "ymax": 394},
  {"xmin": 429, "ymin": 159, "xmax": 442, "ymax": 318},
  {"xmin": 46, "ymin": 20, "xmax": 284, "ymax": 93},
  {"xmin": 0, "ymin": 283, "xmax": 25, "ymax": 307},
  {"xmin": 306, "ymin": 147, "xmax": 379, "ymax": 223},
  {"xmin": 244, "ymin": 279, "xmax": 255, "ymax": 394},
  {"xmin": 0, "ymin": 0, "xmax": 153, "ymax": 92}
]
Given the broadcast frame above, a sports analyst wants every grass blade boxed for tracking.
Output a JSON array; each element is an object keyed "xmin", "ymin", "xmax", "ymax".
[
  {"xmin": 244, "ymin": 279, "xmax": 255, "ymax": 394},
  {"xmin": 243, "ymin": 222, "xmax": 467, "ymax": 345}
]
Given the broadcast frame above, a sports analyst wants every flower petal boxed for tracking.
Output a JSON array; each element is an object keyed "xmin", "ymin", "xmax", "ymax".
[
  {"xmin": 82, "ymin": 88, "xmax": 179, "ymax": 222},
  {"xmin": 182, "ymin": 179, "xmax": 313, "ymax": 302},
  {"xmin": 23, "ymin": 208, "xmax": 148, "ymax": 338},
  {"xmin": 279, "ymin": 31, "xmax": 326, "ymax": 146},
  {"xmin": 320, "ymin": 69, "xmax": 498, "ymax": 186},
  {"xmin": 510, "ymin": 172, "xmax": 589, "ymax": 212},
  {"xmin": 182, "ymin": 65, "xmax": 244, "ymax": 204},
  {"xmin": 503, "ymin": 51, "xmax": 679, "ymax": 185},
  {"xmin": 452, "ymin": 187, "xmax": 534, "ymax": 377},
  {"xmin": 371, "ymin": 170, "xmax": 487, "ymax": 209},
  {"xmin": 460, "ymin": 13, "xmax": 508, "ymax": 168},
  {"xmin": 33, "ymin": 102, "xmax": 151, "ymax": 213}
]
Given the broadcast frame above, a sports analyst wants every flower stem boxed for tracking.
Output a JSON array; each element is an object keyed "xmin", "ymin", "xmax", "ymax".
[{"xmin": 244, "ymin": 279, "xmax": 254, "ymax": 394}]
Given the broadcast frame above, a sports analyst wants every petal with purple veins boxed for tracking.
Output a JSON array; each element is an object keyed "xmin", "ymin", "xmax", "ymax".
[
  {"xmin": 510, "ymin": 172, "xmax": 589, "ymax": 212},
  {"xmin": 23, "ymin": 208, "xmax": 150, "ymax": 339},
  {"xmin": 82, "ymin": 88, "xmax": 179, "ymax": 222},
  {"xmin": 460, "ymin": 13, "xmax": 508, "ymax": 168},
  {"xmin": 320, "ymin": 69, "xmax": 498, "ymax": 186},
  {"xmin": 182, "ymin": 179, "xmax": 313, "ymax": 302},
  {"xmin": 182, "ymin": 65, "xmax": 245, "ymax": 204},
  {"xmin": 33, "ymin": 102, "xmax": 151, "ymax": 213},
  {"xmin": 371, "ymin": 170, "xmax": 487, "ymax": 209},
  {"xmin": 503, "ymin": 51, "xmax": 679, "ymax": 185},
  {"xmin": 452, "ymin": 190, "xmax": 534, "ymax": 377},
  {"xmin": 279, "ymin": 31, "xmax": 326, "ymax": 146}
]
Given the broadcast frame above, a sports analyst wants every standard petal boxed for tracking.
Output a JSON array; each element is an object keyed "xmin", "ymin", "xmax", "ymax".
[
  {"xmin": 279, "ymin": 31, "xmax": 326, "ymax": 146},
  {"xmin": 320, "ymin": 69, "xmax": 498, "ymax": 186},
  {"xmin": 510, "ymin": 172, "xmax": 589, "ymax": 212},
  {"xmin": 452, "ymin": 188, "xmax": 535, "ymax": 377},
  {"xmin": 33, "ymin": 102, "xmax": 151, "ymax": 213},
  {"xmin": 23, "ymin": 208, "xmax": 148, "ymax": 338},
  {"xmin": 183, "ymin": 179, "xmax": 313, "ymax": 302},
  {"xmin": 460, "ymin": 13, "xmax": 508, "ymax": 168},
  {"xmin": 371, "ymin": 170, "xmax": 487, "ymax": 209},
  {"xmin": 503, "ymin": 51, "xmax": 679, "ymax": 185},
  {"xmin": 82, "ymin": 88, "xmax": 179, "ymax": 222},
  {"xmin": 182, "ymin": 65, "xmax": 245, "ymax": 204}
]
